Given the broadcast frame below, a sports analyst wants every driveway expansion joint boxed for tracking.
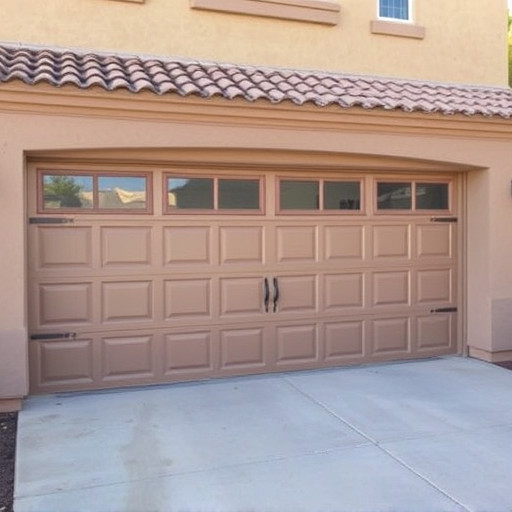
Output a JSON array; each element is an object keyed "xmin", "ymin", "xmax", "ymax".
[{"xmin": 282, "ymin": 375, "xmax": 472, "ymax": 512}]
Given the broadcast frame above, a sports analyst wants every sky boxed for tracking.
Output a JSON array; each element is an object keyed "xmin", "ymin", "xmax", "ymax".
[{"xmin": 510, "ymin": 0, "xmax": 512, "ymax": 10}]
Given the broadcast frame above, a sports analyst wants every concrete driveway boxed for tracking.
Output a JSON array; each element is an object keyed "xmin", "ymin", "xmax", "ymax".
[{"xmin": 14, "ymin": 357, "xmax": 512, "ymax": 512}]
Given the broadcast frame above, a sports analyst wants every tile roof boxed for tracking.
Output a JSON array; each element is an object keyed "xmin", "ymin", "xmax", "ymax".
[{"xmin": 1, "ymin": 42, "xmax": 512, "ymax": 118}]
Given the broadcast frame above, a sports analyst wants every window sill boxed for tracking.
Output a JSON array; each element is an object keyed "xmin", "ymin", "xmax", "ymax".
[
  {"xmin": 190, "ymin": 0, "xmax": 340, "ymax": 26},
  {"xmin": 370, "ymin": 19, "xmax": 425, "ymax": 39}
]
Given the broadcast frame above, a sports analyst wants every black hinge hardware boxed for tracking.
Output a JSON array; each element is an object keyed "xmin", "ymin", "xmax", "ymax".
[
  {"xmin": 430, "ymin": 217, "xmax": 457, "ymax": 223},
  {"xmin": 30, "ymin": 332, "xmax": 77, "ymax": 341},
  {"xmin": 29, "ymin": 217, "xmax": 74, "ymax": 224},
  {"xmin": 430, "ymin": 307, "xmax": 458, "ymax": 313}
]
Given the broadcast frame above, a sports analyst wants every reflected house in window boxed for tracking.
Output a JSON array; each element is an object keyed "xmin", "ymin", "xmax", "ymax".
[{"xmin": 167, "ymin": 177, "xmax": 260, "ymax": 211}]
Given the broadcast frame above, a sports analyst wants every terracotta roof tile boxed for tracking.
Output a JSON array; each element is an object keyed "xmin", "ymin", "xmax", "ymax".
[{"xmin": 1, "ymin": 43, "xmax": 512, "ymax": 118}]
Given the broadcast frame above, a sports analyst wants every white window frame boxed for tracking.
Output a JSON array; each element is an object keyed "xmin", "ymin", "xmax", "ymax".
[{"xmin": 377, "ymin": 0, "xmax": 413, "ymax": 23}]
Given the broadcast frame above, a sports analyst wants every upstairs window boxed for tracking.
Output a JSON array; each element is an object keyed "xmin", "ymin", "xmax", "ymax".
[{"xmin": 379, "ymin": 0, "xmax": 411, "ymax": 21}]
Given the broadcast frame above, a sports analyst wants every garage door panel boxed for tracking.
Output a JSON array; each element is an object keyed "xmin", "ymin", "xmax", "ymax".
[
  {"xmin": 164, "ymin": 226, "xmax": 212, "ymax": 265},
  {"xmin": 416, "ymin": 269, "xmax": 452, "ymax": 304},
  {"xmin": 38, "ymin": 282, "xmax": 93, "ymax": 326},
  {"xmin": 276, "ymin": 226, "xmax": 317, "ymax": 263},
  {"xmin": 101, "ymin": 226, "xmax": 152, "ymax": 267},
  {"xmin": 36, "ymin": 227, "xmax": 92, "ymax": 269},
  {"xmin": 324, "ymin": 225, "xmax": 364, "ymax": 261},
  {"xmin": 372, "ymin": 224, "xmax": 410, "ymax": 259},
  {"xmin": 164, "ymin": 279, "xmax": 211, "ymax": 320},
  {"xmin": 31, "ymin": 338, "xmax": 94, "ymax": 387},
  {"xmin": 220, "ymin": 277, "xmax": 264, "ymax": 317},
  {"xmin": 219, "ymin": 327, "xmax": 266, "ymax": 370},
  {"xmin": 416, "ymin": 224, "xmax": 453, "ymax": 259},
  {"xmin": 276, "ymin": 324, "xmax": 319, "ymax": 365},
  {"xmin": 164, "ymin": 331, "xmax": 214, "ymax": 374},
  {"xmin": 220, "ymin": 226, "xmax": 264, "ymax": 265},
  {"xmin": 102, "ymin": 281, "xmax": 153, "ymax": 323},
  {"xmin": 277, "ymin": 275, "xmax": 317, "ymax": 313},
  {"xmin": 28, "ymin": 170, "xmax": 459, "ymax": 394},
  {"xmin": 416, "ymin": 315, "xmax": 454, "ymax": 350},
  {"xmin": 101, "ymin": 335, "xmax": 155, "ymax": 381},
  {"xmin": 372, "ymin": 271, "xmax": 410, "ymax": 307},
  {"xmin": 324, "ymin": 320, "xmax": 364, "ymax": 360},
  {"xmin": 324, "ymin": 273, "xmax": 364, "ymax": 310},
  {"xmin": 371, "ymin": 317, "xmax": 411, "ymax": 355}
]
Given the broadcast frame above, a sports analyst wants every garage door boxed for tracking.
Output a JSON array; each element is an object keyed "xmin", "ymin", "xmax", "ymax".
[{"xmin": 27, "ymin": 167, "xmax": 459, "ymax": 393}]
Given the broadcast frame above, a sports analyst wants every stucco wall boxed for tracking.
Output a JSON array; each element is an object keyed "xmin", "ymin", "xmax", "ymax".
[{"xmin": 0, "ymin": 0, "xmax": 507, "ymax": 86}]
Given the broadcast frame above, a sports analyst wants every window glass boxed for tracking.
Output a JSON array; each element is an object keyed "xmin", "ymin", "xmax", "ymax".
[
  {"xmin": 98, "ymin": 176, "xmax": 147, "ymax": 210},
  {"xmin": 280, "ymin": 180, "xmax": 319, "ymax": 210},
  {"xmin": 379, "ymin": 0, "xmax": 409, "ymax": 20},
  {"xmin": 43, "ymin": 175, "xmax": 93, "ymax": 209},
  {"xmin": 377, "ymin": 182, "xmax": 412, "ymax": 210},
  {"xmin": 168, "ymin": 178, "xmax": 214, "ymax": 210},
  {"xmin": 324, "ymin": 181, "xmax": 361, "ymax": 210},
  {"xmin": 218, "ymin": 179, "xmax": 260, "ymax": 210},
  {"xmin": 416, "ymin": 183, "xmax": 449, "ymax": 210}
]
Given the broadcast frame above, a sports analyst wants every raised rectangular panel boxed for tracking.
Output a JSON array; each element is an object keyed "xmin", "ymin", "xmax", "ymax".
[
  {"xmin": 277, "ymin": 226, "xmax": 317, "ymax": 263},
  {"xmin": 102, "ymin": 335, "xmax": 153, "ymax": 379},
  {"xmin": 220, "ymin": 277, "xmax": 262, "ymax": 316},
  {"xmin": 417, "ymin": 269, "xmax": 452, "ymax": 303},
  {"xmin": 164, "ymin": 226, "xmax": 211, "ymax": 265},
  {"xmin": 220, "ymin": 328, "xmax": 265, "ymax": 369},
  {"xmin": 372, "ymin": 318, "xmax": 410, "ymax": 354},
  {"xmin": 276, "ymin": 324, "xmax": 318, "ymax": 364},
  {"xmin": 324, "ymin": 225, "xmax": 364, "ymax": 260},
  {"xmin": 417, "ymin": 224, "xmax": 452, "ymax": 258},
  {"xmin": 220, "ymin": 226, "xmax": 263, "ymax": 264},
  {"xmin": 373, "ymin": 225, "xmax": 410, "ymax": 258},
  {"xmin": 101, "ymin": 227, "xmax": 151, "ymax": 266},
  {"xmin": 39, "ymin": 283, "xmax": 92, "ymax": 325},
  {"xmin": 37, "ymin": 227, "xmax": 92, "ymax": 268},
  {"xmin": 324, "ymin": 273, "xmax": 363, "ymax": 310},
  {"xmin": 325, "ymin": 321, "xmax": 364, "ymax": 359},
  {"xmin": 164, "ymin": 279, "xmax": 211, "ymax": 319},
  {"xmin": 164, "ymin": 331, "xmax": 212, "ymax": 373},
  {"xmin": 417, "ymin": 315, "xmax": 453, "ymax": 350},
  {"xmin": 373, "ymin": 271, "xmax": 409, "ymax": 306},
  {"xmin": 277, "ymin": 275, "xmax": 317, "ymax": 313},
  {"xmin": 38, "ymin": 339, "xmax": 93, "ymax": 383},
  {"xmin": 102, "ymin": 281, "xmax": 152, "ymax": 322}
]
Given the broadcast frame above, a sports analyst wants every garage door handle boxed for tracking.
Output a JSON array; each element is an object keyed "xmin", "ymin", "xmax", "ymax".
[
  {"xmin": 273, "ymin": 277, "xmax": 279, "ymax": 313},
  {"xmin": 263, "ymin": 277, "xmax": 270, "ymax": 312}
]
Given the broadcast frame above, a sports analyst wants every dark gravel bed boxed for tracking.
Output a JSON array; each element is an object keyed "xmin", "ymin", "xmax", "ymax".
[{"xmin": 0, "ymin": 412, "xmax": 17, "ymax": 512}]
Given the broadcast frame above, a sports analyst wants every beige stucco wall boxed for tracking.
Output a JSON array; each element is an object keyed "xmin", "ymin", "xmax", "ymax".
[
  {"xmin": 1, "ymin": 86, "xmax": 512, "ymax": 404},
  {"xmin": 0, "ymin": 0, "xmax": 508, "ymax": 86}
]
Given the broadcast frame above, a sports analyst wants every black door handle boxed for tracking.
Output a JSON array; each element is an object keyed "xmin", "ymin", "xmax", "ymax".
[
  {"xmin": 273, "ymin": 277, "xmax": 279, "ymax": 313},
  {"xmin": 263, "ymin": 277, "xmax": 270, "ymax": 312}
]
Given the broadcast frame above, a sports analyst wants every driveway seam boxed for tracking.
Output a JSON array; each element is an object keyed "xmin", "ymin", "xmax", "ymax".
[{"xmin": 282, "ymin": 375, "xmax": 472, "ymax": 512}]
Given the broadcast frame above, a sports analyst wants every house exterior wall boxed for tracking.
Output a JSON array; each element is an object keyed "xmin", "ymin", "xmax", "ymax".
[
  {"xmin": 0, "ymin": 0, "xmax": 507, "ymax": 86},
  {"xmin": 1, "ymin": 86, "xmax": 512, "ymax": 407}
]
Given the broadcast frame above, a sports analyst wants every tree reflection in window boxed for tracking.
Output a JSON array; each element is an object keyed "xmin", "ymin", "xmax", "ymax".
[{"xmin": 43, "ymin": 175, "xmax": 93, "ymax": 209}]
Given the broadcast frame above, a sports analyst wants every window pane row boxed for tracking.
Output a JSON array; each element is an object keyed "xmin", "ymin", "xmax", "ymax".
[{"xmin": 40, "ymin": 173, "xmax": 450, "ymax": 214}]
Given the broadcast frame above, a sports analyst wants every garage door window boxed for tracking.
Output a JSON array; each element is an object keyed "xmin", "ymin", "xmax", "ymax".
[
  {"xmin": 279, "ymin": 179, "xmax": 361, "ymax": 212},
  {"xmin": 166, "ymin": 176, "xmax": 262, "ymax": 213},
  {"xmin": 376, "ymin": 181, "xmax": 450, "ymax": 212},
  {"xmin": 40, "ymin": 171, "xmax": 150, "ymax": 213}
]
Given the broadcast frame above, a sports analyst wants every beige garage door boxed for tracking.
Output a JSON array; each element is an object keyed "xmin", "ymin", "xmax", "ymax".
[{"xmin": 27, "ymin": 167, "xmax": 459, "ymax": 393}]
